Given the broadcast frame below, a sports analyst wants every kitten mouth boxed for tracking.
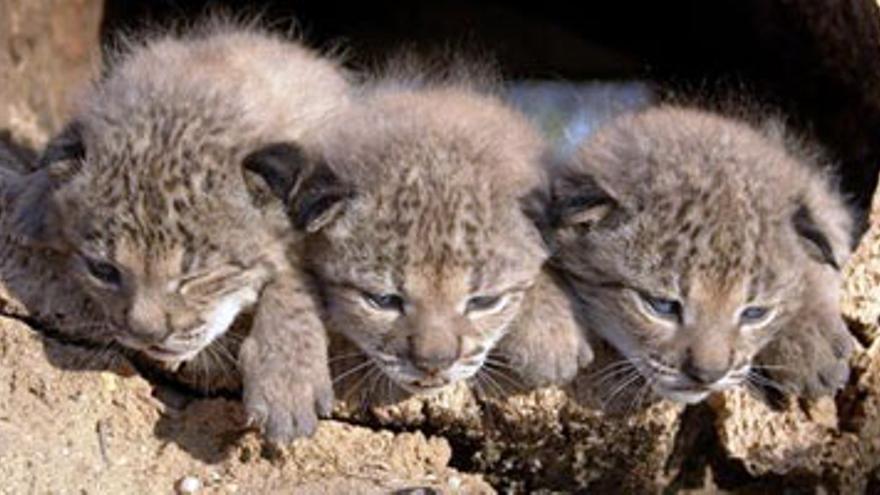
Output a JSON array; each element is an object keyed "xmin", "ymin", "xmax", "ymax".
[
  {"xmin": 414, "ymin": 377, "xmax": 449, "ymax": 387},
  {"xmin": 641, "ymin": 360, "xmax": 742, "ymax": 404},
  {"xmin": 654, "ymin": 385, "xmax": 711, "ymax": 404},
  {"xmin": 402, "ymin": 376, "xmax": 451, "ymax": 393},
  {"xmin": 653, "ymin": 378, "xmax": 743, "ymax": 404},
  {"xmin": 143, "ymin": 344, "xmax": 201, "ymax": 365},
  {"xmin": 115, "ymin": 336, "xmax": 196, "ymax": 364}
]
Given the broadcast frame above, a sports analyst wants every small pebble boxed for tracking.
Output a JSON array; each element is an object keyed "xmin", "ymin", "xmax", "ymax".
[
  {"xmin": 175, "ymin": 476, "xmax": 202, "ymax": 494},
  {"xmin": 100, "ymin": 373, "xmax": 118, "ymax": 393},
  {"xmin": 448, "ymin": 476, "xmax": 462, "ymax": 490}
]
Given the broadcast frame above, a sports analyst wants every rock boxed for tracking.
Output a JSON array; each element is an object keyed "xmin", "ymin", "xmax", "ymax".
[
  {"xmin": 842, "ymin": 188, "xmax": 880, "ymax": 343},
  {"xmin": 0, "ymin": 0, "xmax": 102, "ymax": 150},
  {"xmin": 0, "ymin": 316, "xmax": 491, "ymax": 493},
  {"xmin": 332, "ymin": 355, "xmax": 685, "ymax": 492},
  {"xmin": 175, "ymin": 476, "xmax": 201, "ymax": 494}
]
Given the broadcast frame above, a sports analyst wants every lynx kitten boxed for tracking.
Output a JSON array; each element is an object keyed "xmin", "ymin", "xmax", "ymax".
[
  {"xmin": 547, "ymin": 105, "xmax": 854, "ymax": 404},
  {"xmin": 247, "ymin": 75, "xmax": 593, "ymax": 399},
  {"xmin": 7, "ymin": 23, "xmax": 350, "ymax": 441}
]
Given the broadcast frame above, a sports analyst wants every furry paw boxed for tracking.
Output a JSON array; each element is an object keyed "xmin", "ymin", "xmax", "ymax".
[
  {"xmin": 756, "ymin": 313, "xmax": 854, "ymax": 399},
  {"xmin": 243, "ymin": 374, "xmax": 334, "ymax": 444},
  {"xmin": 240, "ymin": 339, "xmax": 334, "ymax": 445},
  {"xmin": 500, "ymin": 327, "xmax": 594, "ymax": 388},
  {"xmin": 496, "ymin": 269, "xmax": 594, "ymax": 389},
  {"xmin": 519, "ymin": 339, "xmax": 593, "ymax": 388}
]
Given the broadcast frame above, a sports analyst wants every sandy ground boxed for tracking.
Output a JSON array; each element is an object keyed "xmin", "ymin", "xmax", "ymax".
[{"xmin": 0, "ymin": 315, "xmax": 491, "ymax": 494}]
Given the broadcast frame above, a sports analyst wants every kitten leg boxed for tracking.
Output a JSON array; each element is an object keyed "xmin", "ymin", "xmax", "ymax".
[
  {"xmin": 496, "ymin": 270, "xmax": 593, "ymax": 388},
  {"xmin": 239, "ymin": 272, "xmax": 333, "ymax": 444}
]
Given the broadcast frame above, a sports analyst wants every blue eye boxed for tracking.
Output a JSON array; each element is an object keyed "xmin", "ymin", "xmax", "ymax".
[
  {"xmin": 640, "ymin": 293, "xmax": 682, "ymax": 321},
  {"xmin": 740, "ymin": 306, "xmax": 770, "ymax": 324},
  {"xmin": 363, "ymin": 292, "xmax": 405, "ymax": 313}
]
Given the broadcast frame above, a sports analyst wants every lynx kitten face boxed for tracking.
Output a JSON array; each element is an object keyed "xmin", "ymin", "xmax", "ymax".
[
  {"xmin": 249, "ymin": 84, "xmax": 548, "ymax": 394},
  {"xmin": 549, "ymin": 106, "xmax": 853, "ymax": 404},
  {"xmin": 31, "ymin": 127, "xmax": 269, "ymax": 365}
]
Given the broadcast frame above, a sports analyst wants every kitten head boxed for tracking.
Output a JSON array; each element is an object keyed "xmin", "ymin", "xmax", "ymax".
[
  {"xmin": 548, "ymin": 106, "xmax": 851, "ymax": 403},
  {"xmin": 248, "ymin": 86, "xmax": 547, "ymax": 393},
  {"xmin": 7, "ymin": 25, "xmax": 351, "ymax": 368},
  {"xmin": 10, "ymin": 99, "xmax": 281, "ymax": 366}
]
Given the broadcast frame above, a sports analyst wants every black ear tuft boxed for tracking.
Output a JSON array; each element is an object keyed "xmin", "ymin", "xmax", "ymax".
[
  {"xmin": 793, "ymin": 203, "xmax": 840, "ymax": 270},
  {"xmin": 243, "ymin": 142, "xmax": 307, "ymax": 202},
  {"xmin": 243, "ymin": 142, "xmax": 353, "ymax": 232},
  {"xmin": 289, "ymin": 164, "xmax": 353, "ymax": 232},
  {"xmin": 549, "ymin": 172, "xmax": 618, "ymax": 230}
]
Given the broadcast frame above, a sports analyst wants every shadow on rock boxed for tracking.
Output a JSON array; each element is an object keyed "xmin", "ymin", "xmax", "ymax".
[{"xmin": 153, "ymin": 395, "xmax": 248, "ymax": 465}]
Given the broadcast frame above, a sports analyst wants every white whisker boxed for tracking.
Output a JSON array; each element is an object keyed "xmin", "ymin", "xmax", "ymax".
[{"xmin": 332, "ymin": 358, "xmax": 375, "ymax": 386}]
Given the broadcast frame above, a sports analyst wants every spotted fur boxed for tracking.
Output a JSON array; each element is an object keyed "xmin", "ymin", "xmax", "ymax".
[
  {"xmin": 8, "ymin": 23, "xmax": 351, "ymax": 442},
  {"xmin": 250, "ymin": 77, "xmax": 592, "ymax": 398},
  {"xmin": 548, "ymin": 105, "xmax": 855, "ymax": 404}
]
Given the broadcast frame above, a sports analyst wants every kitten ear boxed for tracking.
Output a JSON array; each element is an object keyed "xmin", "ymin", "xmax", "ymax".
[
  {"xmin": 792, "ymin": 200, "xmax": 850, "ymax": 270},
  {"xmin": 7, "ymin": 123, "xmax": 85, "ymax": 250},
  {"xmin": 549, "ymin": 171, "xmax": 619, "ymax": 230},
  {"xmin": 243, "ymin": 142, "xmax": 353, "ymax": 233}
]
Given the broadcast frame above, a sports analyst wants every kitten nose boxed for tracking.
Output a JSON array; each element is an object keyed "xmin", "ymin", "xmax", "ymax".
[
  {"xmin": 127, "ymin": 296, "xmax": 170, "ymax": 343},
  {"xmin": 409, "ymin": 334, "xmax": 459, "ymax": 374},
  {"xmin": 413, "ymin": 354, "xmax": 457, "ymax": 375},
  {"xmin": 682, "ymin": 358, "xmax": 727, "ymax": 385}
]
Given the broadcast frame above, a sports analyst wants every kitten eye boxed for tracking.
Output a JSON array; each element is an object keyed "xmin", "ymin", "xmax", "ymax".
[
  {"xmin": 362, "ymin": 292, "xmax": 405, "ymax": 313},
  {"xmin": 465, "ymin": 294, "xmax": 503, "ymax": 314},
  {"xmin": 639, "ymin": 293, "xmax": 682, "ymax": 321},
  {"xmin": 84, "ymin": 256, "xmax": 123, "ymax": 287},
  {"xmin": 739, "ymin": 306, "xmax": 772, "ymax": 325}
]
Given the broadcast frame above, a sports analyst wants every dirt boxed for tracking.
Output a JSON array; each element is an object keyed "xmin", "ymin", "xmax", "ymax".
[{"xmin": 0, "ymin": 315, "xmax": 491, "ymax": 494}]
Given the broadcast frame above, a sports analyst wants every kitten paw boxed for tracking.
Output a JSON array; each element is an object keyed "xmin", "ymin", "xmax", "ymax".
[
  {"xmin": 505, "ymin": 332, "xmax": 594, "ymax": 388},
  {"xmin": 240, "ymin": 335, "xmax": 334, "ymax": 445},
  {"xmin": 243, "ymin": 377, "xmax": 333, "ymax": 444},
  {"xmin": 800, "ymin": 322, "xmax": 854, "ymax": 398},
  {"xmin": 756, "ymin": 314, "xmax": 854, "ymax": 399}
]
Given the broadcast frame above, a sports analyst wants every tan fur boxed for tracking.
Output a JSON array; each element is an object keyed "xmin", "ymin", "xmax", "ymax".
[
  {"xmin": 498, "ymin": 269, "xmax": 594, "ymax": 389},
  {"xmin": 6, "ymin": 23, "xmax": 351, "ymax": 442},
  {"xmin": 548, "ymin": 105, "xmax": 854, "ymax": 404},
  {"xmin": 255, "ymin": 77, "xmax": 591, "ymax": 398}
]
